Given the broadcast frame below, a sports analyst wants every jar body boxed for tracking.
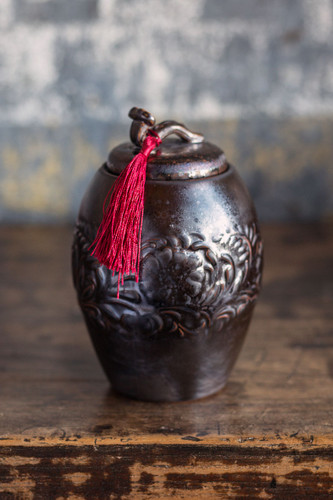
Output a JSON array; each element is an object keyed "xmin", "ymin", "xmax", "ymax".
[{"xmin": 72, "ymin": 162, "xmax": 263, "ymax": 401}]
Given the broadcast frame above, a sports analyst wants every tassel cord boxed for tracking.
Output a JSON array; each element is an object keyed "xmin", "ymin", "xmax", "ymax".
[{"xmin": 89, "ymin": 134, "xmax": 161, "ymax": 297}]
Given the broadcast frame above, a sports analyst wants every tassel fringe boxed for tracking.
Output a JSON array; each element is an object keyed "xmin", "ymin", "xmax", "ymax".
[{"xmin": 90, "ymin": 133, "xmax": 161, "ymax": 297}]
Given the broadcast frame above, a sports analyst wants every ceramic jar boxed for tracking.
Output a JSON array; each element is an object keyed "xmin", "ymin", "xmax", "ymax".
[{"xmin": 72, "ymin": 108, "xmax": 263, "ymax": 401}]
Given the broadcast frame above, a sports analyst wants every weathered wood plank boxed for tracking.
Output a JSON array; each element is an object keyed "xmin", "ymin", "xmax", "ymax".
[{"xmin": 1, "ymin": 444, "xmax": 333, "ymax": 499}]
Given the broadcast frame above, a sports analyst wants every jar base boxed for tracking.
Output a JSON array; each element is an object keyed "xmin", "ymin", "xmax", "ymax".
[{"xmin": 108, "ymin": 375, "xmax": 229, "ymax": 403}]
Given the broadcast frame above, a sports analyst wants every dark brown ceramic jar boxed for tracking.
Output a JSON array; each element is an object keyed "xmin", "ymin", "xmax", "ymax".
[{"xmin": 72, "ymin": 108, "xmax": 263, "ymax": 402}]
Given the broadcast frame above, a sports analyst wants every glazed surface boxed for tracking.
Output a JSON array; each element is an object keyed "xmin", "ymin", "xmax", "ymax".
[{"xmin": 73, "ymin": 165, "xmax": 263, "ymax": 400}]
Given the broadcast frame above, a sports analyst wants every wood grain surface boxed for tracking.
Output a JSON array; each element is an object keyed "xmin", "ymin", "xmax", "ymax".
[{"xmin": 0, "ymin": 222, "xmax": 332, "ymax": 499}]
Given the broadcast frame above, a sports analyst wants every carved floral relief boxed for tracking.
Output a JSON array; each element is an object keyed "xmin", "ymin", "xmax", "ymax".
[{"xmin": 72, "ymin": 222, "xmax": 263, "ymax": 339}]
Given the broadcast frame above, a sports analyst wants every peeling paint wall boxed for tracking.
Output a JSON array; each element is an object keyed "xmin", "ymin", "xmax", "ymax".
[{"xmin": 0, "ymin": 0, "xmax": 332, "ymax": 222}]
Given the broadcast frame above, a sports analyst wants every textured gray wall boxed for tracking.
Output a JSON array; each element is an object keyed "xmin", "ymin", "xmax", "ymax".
[{"xmin": 0, "ymin": 0, "xmax": 332, "ymax": 222}]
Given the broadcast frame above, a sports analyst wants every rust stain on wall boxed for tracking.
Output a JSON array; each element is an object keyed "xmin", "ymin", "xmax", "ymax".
[
  {"xmin": 0, "ymin": 118, "xmax": 332, "ymax": 221},
  {"xmin": 73, "ymin": 133, "xmax": 103, "ymax": 178},
  {"xmin": 1, "ymin": 144, "xmax": 69, "ymax": 216}
]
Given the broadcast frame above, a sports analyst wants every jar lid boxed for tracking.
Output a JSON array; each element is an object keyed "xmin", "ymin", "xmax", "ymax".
[{"xmin": 105, "ymin": 107, "xmax": 228, "ymax": 181}]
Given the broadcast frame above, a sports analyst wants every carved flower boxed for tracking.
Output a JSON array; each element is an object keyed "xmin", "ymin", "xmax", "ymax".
[{"xmin": 140, "ymin": 244, "xmax": 205, "ymax": 307}]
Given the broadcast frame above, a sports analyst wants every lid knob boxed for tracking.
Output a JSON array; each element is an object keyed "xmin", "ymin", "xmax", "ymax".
[{"xmin": 129, "ymin": 107, "xmax": 204, "ymax": 147}]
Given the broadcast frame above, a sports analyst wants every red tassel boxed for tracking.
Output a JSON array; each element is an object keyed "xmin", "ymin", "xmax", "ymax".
[{"xmin": 90, "ymin": 132, "xmax": 161, "ymax": 297}]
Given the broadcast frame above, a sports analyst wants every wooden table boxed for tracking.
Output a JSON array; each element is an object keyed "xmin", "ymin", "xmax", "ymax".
[{"xmin": 0, "ymin": 222, "xmax": 332, "ymax": 499}]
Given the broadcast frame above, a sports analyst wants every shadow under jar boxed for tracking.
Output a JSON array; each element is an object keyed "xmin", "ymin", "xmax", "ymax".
[{"xmin": 72, "ymin": 108, "xmax": 263, "ymax": 402}]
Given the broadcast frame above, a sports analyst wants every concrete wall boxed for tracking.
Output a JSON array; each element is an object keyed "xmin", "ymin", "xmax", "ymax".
[{"xmin": 0, "ymin": 0, "xmax": 332, "ymax": 222}]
